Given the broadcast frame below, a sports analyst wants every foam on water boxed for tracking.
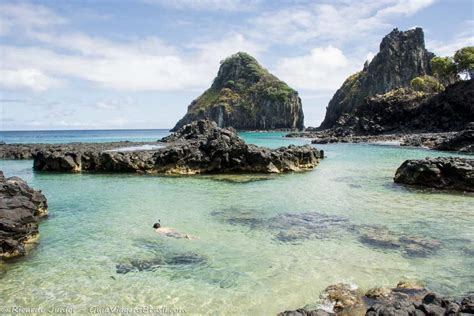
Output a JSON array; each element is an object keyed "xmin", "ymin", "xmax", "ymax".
[{"xmin": 105, "ymin": 144, "xmax": 164, "ymax": 152}]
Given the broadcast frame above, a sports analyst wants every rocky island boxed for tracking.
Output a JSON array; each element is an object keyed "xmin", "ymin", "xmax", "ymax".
[
  {"xmin": 286, "ymin": 28, "xmax": 474, "ymax": 152},
  {"xmin": 0, "ymin": 171, "xmax": 48, "ymax": 259},
  {"xmin": 172, "ymin": 52, "xmax": 304, "ymax": 131},
  {"xmin": 32, "ymin": 120, "xmax": 323, "ymax": 174}
]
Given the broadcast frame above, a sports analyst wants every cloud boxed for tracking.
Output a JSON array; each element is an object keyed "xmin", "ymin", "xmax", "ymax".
[
  {"xmin": 427, "ymin": 20, "xmax": 474, "ymax": 56},
  {"xmin": 0, "ymin": 2, "xmax": 66, "ymax": 35},
  {"xmin": 95, "ymin": 97, "xmax": 135, "ymax": 110},
  {"xmin": 141, "ymin": 0, "xmax": 261, "ymax": 11},
  {"xmin": 0, "ymin": 30, "xmax": 263, "ymax": 92},
  {"xmin": 0, "ymin": 68, "xmax": 64, "ymax": 91},
  {"xmin": 275, "ymin": 46, "xmax": 360, "ymax": 91},
  {"xmin": 251, "ymin": 0, "xmax": 435, "ymax": 44}
]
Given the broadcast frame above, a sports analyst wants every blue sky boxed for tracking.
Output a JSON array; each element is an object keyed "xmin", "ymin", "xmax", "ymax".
[{"xmin": 0, "ymin": 0, "xmax": 473, "ymax": 130}]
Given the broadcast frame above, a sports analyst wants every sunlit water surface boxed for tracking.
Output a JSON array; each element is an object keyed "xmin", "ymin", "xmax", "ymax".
[{"xmin": 0, "ymin": 132, "xmax": 473, "ymax": 315}]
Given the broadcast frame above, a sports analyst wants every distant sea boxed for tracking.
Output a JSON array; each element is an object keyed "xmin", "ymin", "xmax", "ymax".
[{"xmin": 0, "ymin": 129, "xmax": 172, "ymax": 144}]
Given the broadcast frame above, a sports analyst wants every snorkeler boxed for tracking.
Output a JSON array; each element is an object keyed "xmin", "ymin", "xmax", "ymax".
[{"xmin": 153, "ymin": 221, "xmax": 197, "ymax": 239}]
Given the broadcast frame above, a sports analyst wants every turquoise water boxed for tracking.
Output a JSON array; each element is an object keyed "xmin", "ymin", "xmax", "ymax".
[
  {"xmin": 0, "ymin": 129, "xmax": 171, "ymax": 144},
  {"xmin": 0, "ymin": 133, "xmax": 473, "ymax": 315}
]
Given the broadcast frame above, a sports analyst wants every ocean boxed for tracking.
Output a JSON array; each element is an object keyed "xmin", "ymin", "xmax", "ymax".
[{"xmin": 0, "ymin": 129, "xmax": 472, "ymax": 314}]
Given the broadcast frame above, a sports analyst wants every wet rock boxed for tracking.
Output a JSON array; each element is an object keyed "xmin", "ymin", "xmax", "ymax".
[
  {"xmin": 32, "ymin": 120, "xmax": 324, "ymax": 175},
  {"xmin": 0, "ymin": 171, "xmax": 48, "ymax": 259},
  {"xmin": 394, "ymin": 157, "xmax": 474, "ymax": 192},
  {"xmin": 279, "ymin": 281, "xmax": 474, "ymax": 316},
  {"xmin": 277, "ymin": 309, "xmax": 334, "ymax": 316},
  {"xmin": 116, "ymin": 252, "xmax": 206, "ymax": 274},
  {"xmin": 320, "ymin": 283, "xmax": 362, "ymax": 312}
]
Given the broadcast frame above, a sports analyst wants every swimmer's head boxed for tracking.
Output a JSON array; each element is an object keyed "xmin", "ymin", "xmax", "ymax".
[{"xmin": 153, "ymin": 221, "xmax": 161, "ymax": 229}]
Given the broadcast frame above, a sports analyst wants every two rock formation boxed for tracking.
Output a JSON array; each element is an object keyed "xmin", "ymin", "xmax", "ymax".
[
  {"xmin": 0, "ymin": 171, "xmax": 48, "ymax": 259},
  {"xmin": 172, "ymin": 52, "xmax": 304, "ymax": 131}
]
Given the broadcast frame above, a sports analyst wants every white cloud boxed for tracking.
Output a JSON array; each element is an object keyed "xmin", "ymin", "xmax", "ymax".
[
  {"xmin": 427, "ymin": 20, "xmax": 474, "ymax": 56},
  {"xmin": 0, "ymin": 3, "xmax": 66, "ymax": 35},
  {"xmin": 0, "ymin": 30, "xmax": 264, "ymax": 92},
  {"xmin": 141, "ymin": 0, "xmax": 261, "ymax": 11},
  {"xmin": 275, "ymin": 46, "xmax": 360, "ymax": 91},
  {"xmin": 251, "ymin": 0, "xmax": 435, "ymax": 44},
  {"xmin": 0, "ymin": 68, "xmax": 64, "ymax": 91},
  {"xmin": 95, "ymin": 97, "xmax": 135, "ymax": 110}
]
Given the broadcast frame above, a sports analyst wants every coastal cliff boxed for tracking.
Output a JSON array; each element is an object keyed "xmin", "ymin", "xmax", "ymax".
[
  {"xmin": 319, "ymin": 28, "xmax": 434, "ymax": 130},
  {"xmin": 171, "ymin": 52, "xmax": 304, "ymax": 131}
]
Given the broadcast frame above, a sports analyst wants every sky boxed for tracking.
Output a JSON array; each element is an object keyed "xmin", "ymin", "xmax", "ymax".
[{"xmin": 0, "ymin": 0, "xmax": 473, "ymax": 130}]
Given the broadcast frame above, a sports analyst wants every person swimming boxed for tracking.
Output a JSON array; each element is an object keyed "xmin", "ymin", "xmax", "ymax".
[{"xmin": 153, "ymin": 221, "xmax": 196, "ymax": 239}]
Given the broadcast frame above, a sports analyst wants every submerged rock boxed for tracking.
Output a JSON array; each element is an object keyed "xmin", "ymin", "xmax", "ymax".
[
  {"xmin": 33, "ymin": 120, "xmax": 324, "ymax": 175},
  {"xmin": 0, "ymin": 171, "xmax": 48, "ymax": 259},
  {"xmin": 171, "ymin": 52, "xmax": 304, "ymax": 131},
  {"xmin": 116, "ymin": 252, "xmax": 206, "ymax": 274},
  {"xmin": 358, "ymin": 226, "xmax": 441, "ymax": 258},
  {"xmin": 394, "ymin": 157, "xmax": 474, "ymax": 192},
  {"xmin": 212, "ymin": 209, "xmax": 349, "ymax": 243}
]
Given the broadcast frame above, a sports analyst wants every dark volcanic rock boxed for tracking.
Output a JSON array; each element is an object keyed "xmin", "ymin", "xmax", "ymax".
[
  {"xmin": 280, "ymin": 281, "xmax": 473, "ymax": 316},
  {"xmin": 436, "ymin": 122, "xmax": 474, "ymax": 153},
  {"xmin": 394, "ymin": 157, "xmax": 474, "ymax": 192},
  {"xmin": 320, "ymin": 28, "xmax": 434, "ymax": 130},
  {"xmin": 33, "ymin": 120, "xmax": 323, "ymax": 174},
  {"xmin": 0, "ymin": 141, "xmax": 160, "ymax": 160},
  {"xmin": 0, "ymin": 171, "xmax": 48, "ymax": 259},
  {"xmin": 172, "ymin": 52, "xmax": 304, "ymax": 131}
]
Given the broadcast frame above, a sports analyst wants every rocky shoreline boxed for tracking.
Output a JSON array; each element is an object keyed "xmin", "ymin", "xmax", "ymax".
[
  {"xmin": 278, "ymin": 281, "xmax": 474, "ymax": 316},
  {"xmin": 0, "ymin": 171, "xmax": 48, "ymax": 259},
  {"xmin": 286, "ymin": 123, "xmax": 473, "ymax": 153},
  {"xmin": 0, "ymin": 141, "xmax": 163, "ymax": 160},
  {"xmin": 3, "ymin": 120, "xmax": 324, "ymax": 175}
]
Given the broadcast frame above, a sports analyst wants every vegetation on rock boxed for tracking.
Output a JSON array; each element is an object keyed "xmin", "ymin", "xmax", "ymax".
[{"xmin": 410, "ymin": 75, "xmax": 444, "ymax": 93}]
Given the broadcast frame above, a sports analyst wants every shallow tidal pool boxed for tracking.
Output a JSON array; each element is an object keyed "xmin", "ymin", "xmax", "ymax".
[{"xmin": 0, "ymin": 134, "xmax": 473, "ymax": 315}]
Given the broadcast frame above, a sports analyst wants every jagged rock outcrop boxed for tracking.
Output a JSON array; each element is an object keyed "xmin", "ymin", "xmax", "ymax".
[
  {"xmin": 278, "ymin": 281, "xmax": 474, "ymax": 316},
  {"xmin": 172, "ymin": 52, "xmax": 304, "ymax": 131},
  {"xmin": 319, "ymin": 28, "xmax": 434, "ymax": 130},
  {"xmin": 326, "ymin": 79, "xmax": 474, "ymax": 135},
  {"xmin": 0, "ymin": 171, "xmax": 48, "ymax": 259},
  {"xmin": 394, "ymin": 157, "xmax": 474, "ymax": 192},
  {"xmin": 33, "ymin": 120, "xmax": 323, "ymax": 174}
]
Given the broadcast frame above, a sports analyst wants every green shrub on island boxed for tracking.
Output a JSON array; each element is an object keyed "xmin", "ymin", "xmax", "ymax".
[
  {"xmin": 410, "ymin": 75, "xmax": 444, "ymax": 93},
  {"xmin": 454, "ymin": 46, "xmax": 474, "ymax": 78},
  {"xmin": 430, "ymin": 46, "xmax": 474, "ymax": 84}
]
